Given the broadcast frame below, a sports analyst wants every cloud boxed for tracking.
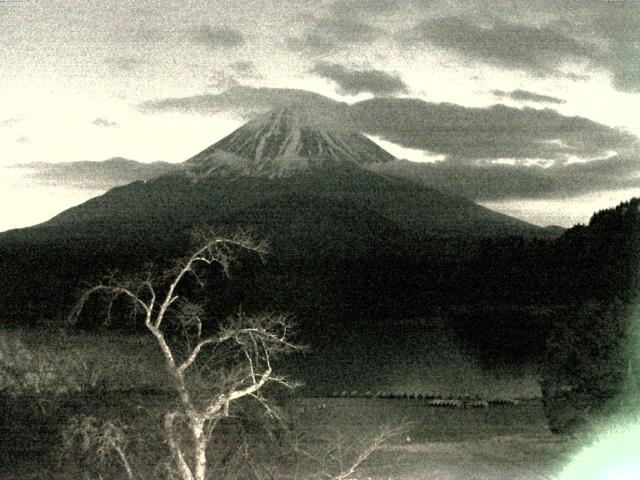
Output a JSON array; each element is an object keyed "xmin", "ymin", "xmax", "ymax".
[
  {"xmin": 591, "ymin": 6, "xmax": 640, "ymax": 93},
  {"xmin": 140, "ymin": 87, "xmax": 635, "ymax": 164},
  {"xmin": 287, "ymin": 17, "xmax": 383, "ymax": 54},
  {"xmin": 492, "ymin": 89, "xmax": 566, "ymax": 104},
  {"xmin": 208, "ymin": 61, "xmax": 263, "ymax": 91},
  {"xmin": 397, "ymin": 4, "xmax": 640, "ymax": 94},
  {"xmin": 400, "ymin": 16, "xmax": 594, "ymax": 74},
  {"xmin": 312, "ymin": 62, "xmax": 408, "ymax": 95},
  {"xmin": 191, "ymin": 25, "xmax": 245, "ymax": 47},
  {"xmin": 139, "ymin": 86, "xmax": 640, "ymax": 199},
  {"xmin": 329, "ymin": 0, "xmax": 400, "ymax": 16},
  {"xmin": 349, "ymin": 97, "xmax": 636, "ymax": 163},
  {"xmin": 15, "ymin": 135, "xmax": 33, "ymax": 145},
  {"xmin": 92, "ymin": 117, "xmax": 120, "ymax": 128},
  {"xmin": 0, "ymin": 117, "xmax": 20, "ymax": 127},
  {"xmin": 140, "ymin": 86, "xmax": 344, "ymax": 119},
  {"xmin": 105, "ymin": 56, "xmax": 143, "ymax": 71},
  {"xmin": 13, "ymin": 159, "xmax": 176, "ymax": 190},
  {"xmin": 372, "ymin": 153, "xmax": 640, "ymax": 201},
  {"xmin": 287, "ymin": 33, "xmax": 337, "ymax": 54},
  {"xmin": 229, "ymin": 61, "xmax": 257, "ymax": 75}
]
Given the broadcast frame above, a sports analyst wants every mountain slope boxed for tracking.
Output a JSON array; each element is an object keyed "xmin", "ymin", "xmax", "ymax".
[
  {"xmin": 0, "ymin": 106, "xmax": 547, "ymax": 329},
  {"xmin": 35, "ymin": 168, "xmax": 541, "ymax": 245},
  {"xmin": 38, "ymin": 106, "xmax": 539, "ymax": 238}
]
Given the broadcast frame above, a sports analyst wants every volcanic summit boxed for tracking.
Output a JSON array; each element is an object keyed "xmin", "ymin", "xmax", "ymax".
[{"xmin": 183, "ymin": 107, "xmax": 396, "ymax": 178}]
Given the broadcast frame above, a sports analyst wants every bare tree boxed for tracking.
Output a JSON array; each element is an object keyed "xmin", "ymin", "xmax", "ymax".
[
  {"xmin": 70, "ymin": 229, "xmax": 300, "ymax": 480},
  {"xmin": 292, "ymin": 425, "xmax": 409, "ymax": 480},
  {"xmin": 62, "ymin": 416, "xmax": 135, "ymax": 480}
]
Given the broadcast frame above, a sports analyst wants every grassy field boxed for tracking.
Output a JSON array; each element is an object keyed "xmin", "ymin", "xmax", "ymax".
[
  {"xmin": 0, "ymin": 393, "xmax": 577, "ymax": 479},
  {"xmin": 0, "ymin": 328, "xmax": 166, "ymax": 394},
  {"xmin": 283, "ymin": 398, "xmax": 576, "ymax": 480}
]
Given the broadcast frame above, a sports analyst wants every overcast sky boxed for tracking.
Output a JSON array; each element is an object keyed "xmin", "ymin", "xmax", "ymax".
[{"xmin": 1, "ymin": 0, "xmax": 640, "ymax": 229}]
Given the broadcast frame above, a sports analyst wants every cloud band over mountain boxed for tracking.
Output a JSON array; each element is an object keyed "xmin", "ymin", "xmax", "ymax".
[
  {"xmin": 191, "ymin": 25, "xmax": 245, "ymax": 47},
  {"xmin": 312, "ymin": 62, "xmax": 408, "ymax": 95},
  {"xmin": 139, "ymin": 86, "xmax": 639, "ymax": 200},
  {"xmin": 492, "ymin": 89, "xmax": 566, "ymax": 105}
]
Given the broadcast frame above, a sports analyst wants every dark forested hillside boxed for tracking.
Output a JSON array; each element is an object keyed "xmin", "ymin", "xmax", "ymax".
[
  {"xmin": 0, "ymin": 165, "xmax": 543, "ymax": 326},
  {"xmin": 538, "ymin": 198, "xmax": 640, "ymax": 431}
]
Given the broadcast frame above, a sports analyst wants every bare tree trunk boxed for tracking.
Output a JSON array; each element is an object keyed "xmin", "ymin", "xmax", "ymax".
[
  {"xmin": 165, "ymin": 412, "xmax": 194, "ymax": 480},
  {"xmin": 193, "ymin": 419, "xmax": 207, "ymax": 480},
  {"xmin": 113, "ymin": 444, "xmax": 135, "ymax": 480}
]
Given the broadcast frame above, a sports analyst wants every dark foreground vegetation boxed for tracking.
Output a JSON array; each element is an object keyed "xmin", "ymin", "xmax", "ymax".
[{"xmin": 1, "ymin": 198, "xmax": 640, "ymax": 477}]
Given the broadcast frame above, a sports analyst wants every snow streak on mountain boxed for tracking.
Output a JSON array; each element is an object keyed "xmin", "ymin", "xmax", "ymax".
[{"xmin": 184, "ymin": 107, "xmax": 396, "ymax": 178}]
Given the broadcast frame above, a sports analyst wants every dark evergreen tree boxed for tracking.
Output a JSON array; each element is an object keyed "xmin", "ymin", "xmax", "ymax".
[{"xmin": 540, "ymin": 198, "xmax": 640, "ymax": 433}]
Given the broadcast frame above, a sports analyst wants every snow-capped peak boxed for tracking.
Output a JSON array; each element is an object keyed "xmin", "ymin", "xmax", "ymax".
[{"xmin": 183, "ymin": 106, "xmax": 396, "ymax": 178}]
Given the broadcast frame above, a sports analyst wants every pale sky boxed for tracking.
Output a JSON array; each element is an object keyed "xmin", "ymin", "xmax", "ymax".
[{"xmin": 1, "ymin": 0, "xmax": 640, "ymax": 230}]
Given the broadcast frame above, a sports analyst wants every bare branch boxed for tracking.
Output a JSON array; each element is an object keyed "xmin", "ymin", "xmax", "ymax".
[
  {"xmin": 219, "ymin": 312, "xmax": 302, "ymax": 353},
  {"xmin": 154, "ymin": 231, "xmax": 267, "ymax": 330},
  {"xmin": 68, "ymin": 284, "xmax": 152, "ymax": 326},
  {"xmin": 248, "ymin": 392, "xmax": 282, "ymax": 420},
  {"xmin": 177, "ymin": 337, "xmax": 217, "ymax": 375},
  {"xmin": 332, "ymin": 425, "xmax": 409, "ymax": 480}
]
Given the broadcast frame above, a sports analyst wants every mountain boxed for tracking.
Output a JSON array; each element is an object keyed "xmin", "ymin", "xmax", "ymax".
[
  {"xmin": 34, "ymin": 108, "xmax": 542, "ymax": 242},
  {"xmin": 0, "ymin": 106, "xmax": 548, "ymax": 317},
  {"xmin": 0, "ymin": 106, "xmax": 564, "ymax": 394}
]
